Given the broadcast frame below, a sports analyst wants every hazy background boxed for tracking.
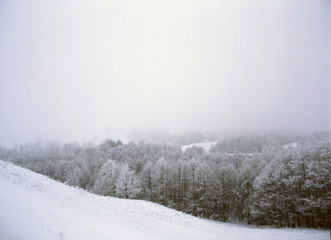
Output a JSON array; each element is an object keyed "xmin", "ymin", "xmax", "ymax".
[{"xmin": 0, "ymin": 0, "xmax": 330, "ymax": 147}]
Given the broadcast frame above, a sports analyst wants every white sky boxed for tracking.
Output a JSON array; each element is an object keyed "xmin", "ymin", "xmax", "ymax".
[{"xmin": 0, "ymin": 0, "xmax": 330, "ymax": 147}]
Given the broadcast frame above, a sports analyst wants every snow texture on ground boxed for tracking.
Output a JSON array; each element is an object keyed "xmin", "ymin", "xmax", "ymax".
[{"xmin": 0, "ymin": 160, "xmax": 328, "ymax": 240}]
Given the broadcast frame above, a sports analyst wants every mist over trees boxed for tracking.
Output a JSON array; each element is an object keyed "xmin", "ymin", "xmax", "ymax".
[
  {"xmin": 127, "ymin": 129, "xmax": 207, "ymax": 145},
  {"xmin": 0, "ymin": 132, "xmax": 330, "ymax": 229}
]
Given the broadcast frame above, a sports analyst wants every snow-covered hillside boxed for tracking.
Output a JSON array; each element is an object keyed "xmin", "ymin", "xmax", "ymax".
[
  {"xmin": 283, "ymin": 142, "xmax": 299, "ymax": 149},
  {"xmin": 181, "ymin": 141, "xmax": 217, "ymax": 152},
  {"xmin": 0, "ymin": 160, "xmax": 328, "ymax": 240}
]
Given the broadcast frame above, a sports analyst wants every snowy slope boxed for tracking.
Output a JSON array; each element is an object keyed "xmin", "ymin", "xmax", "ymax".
[
  {"xmin": 181, "ymin": 141, "xmax": 217, "ymax": 152},
  {"xmin": 283, "ymin": 142, "xmax": 299, "ymax": 149},
  {"xmin": 0, "ymin": 160, "xmax": 328, "ymax": 240}
]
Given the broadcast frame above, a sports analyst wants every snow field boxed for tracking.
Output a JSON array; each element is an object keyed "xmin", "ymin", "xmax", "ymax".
[
  {"xmin": 0, "ymin": 160, "xmax": 328, "ymax": 240},
  {"xmin": 181, "ymin": 141, "xmax": 217, "ymax": 152}
]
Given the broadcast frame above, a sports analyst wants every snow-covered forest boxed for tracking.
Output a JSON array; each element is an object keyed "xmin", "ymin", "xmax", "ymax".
[
  {"xmin": 1, "ymin": 131, "xmax": 330, "ymax": 229},
  {"xmin": 2, "ymin": 160, "xmax": 328, "ymax": 240}
]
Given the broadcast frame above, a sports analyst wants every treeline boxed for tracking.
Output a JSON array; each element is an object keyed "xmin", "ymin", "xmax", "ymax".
[{"xmin": 0, "ymin": 132, "xmax": 330, "ymax": 229}]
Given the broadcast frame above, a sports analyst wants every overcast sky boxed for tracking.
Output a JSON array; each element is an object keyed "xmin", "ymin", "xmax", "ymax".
[{"xmin": 0, "ymin": 0, "xmax": 330, "ymax": 147}]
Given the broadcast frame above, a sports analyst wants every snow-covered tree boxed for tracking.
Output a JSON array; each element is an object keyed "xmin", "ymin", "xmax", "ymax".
[
  {"xmin": 250, "ymin": 141, "xmax": 331, "ymax": 228},
  {"xmin": 140, "ymin": 161, "xmax": 154, "ymax": 200},
  {"xmin": 115, "ymin": 163, "xmax": 141, "ymax": 199},
  {"xmin": 93, "ymin": 160, "xmax": 120, "ymax": 196}
]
